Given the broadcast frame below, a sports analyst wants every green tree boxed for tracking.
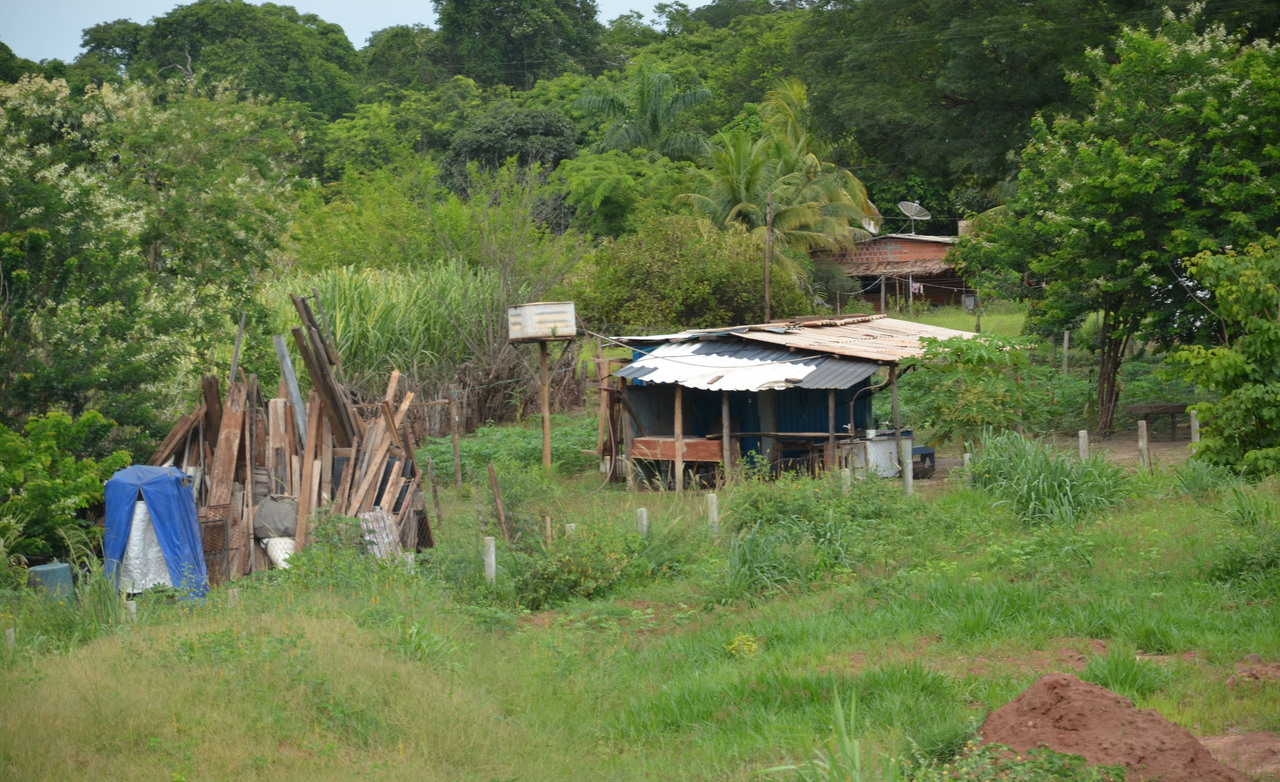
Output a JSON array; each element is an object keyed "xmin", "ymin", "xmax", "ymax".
[
  {"xmin": 0, "ymin": 78, "xmax": 184, "ymax": 438},
  {"xmin": 434, "ymin": 0, "xmax": 605, "ymax": 89},
  {"xmin": 360, "ymin": 24, "xmax": 447, "ymax": 97},
  {"xmin": 130, "ymin": 0, "xmax": 361, "ymax": 120},
  {"xmin": 1173, "ymin": 237, "xmax": 1280, "ymax": 474},
  {"xmin": 440, "ymin": 102, "xmax": 579, "ymax": 194},
  {"xmin": 955, "ymin": 15, "xmax": 1280, "ymax": 433},
  {"xmin": 577, "ymin": 65, "xmax": 710, "ymax": 161}
]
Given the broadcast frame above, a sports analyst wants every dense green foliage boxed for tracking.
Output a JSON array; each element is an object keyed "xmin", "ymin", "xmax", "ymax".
[
  {"xmin": 575, "ymin": 213, "xmax": 811, "ymax": 330},
  {"xmin": 0, "ymin": 412, "xmax": 130, "ymax": 560},
  {"xmin": 1173, "ymin": 236, "xmax": 1280, "ymax": 474},
  {"xmin": 956, "ymin": 13, "xmax": 1280, "ymax": 433}
]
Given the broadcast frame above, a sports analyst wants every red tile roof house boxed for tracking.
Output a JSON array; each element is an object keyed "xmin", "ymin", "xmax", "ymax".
[{"xmin": 814, "ymin": 233, "xmax": 975, "ymax": 312}]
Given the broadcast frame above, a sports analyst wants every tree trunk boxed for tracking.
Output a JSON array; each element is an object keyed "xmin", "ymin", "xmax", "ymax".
[{"xmin": 1096, "ymin": 314, "xmax": 1132, "ymax": 436}]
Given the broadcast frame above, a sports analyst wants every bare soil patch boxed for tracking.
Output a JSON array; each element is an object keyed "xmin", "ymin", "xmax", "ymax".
[
  {"xmin": 1200, "ymin": 733, "xmax": 1280, "ymax": 780},
  {"xmin": 980, "ymin": 673, "xmax": 1247, "ymax": 782}
]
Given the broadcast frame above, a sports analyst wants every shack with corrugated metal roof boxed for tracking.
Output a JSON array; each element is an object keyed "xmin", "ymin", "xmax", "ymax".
[{"xmin": 610, "ymin": 314, "xmax": 973, "ymax": 488}]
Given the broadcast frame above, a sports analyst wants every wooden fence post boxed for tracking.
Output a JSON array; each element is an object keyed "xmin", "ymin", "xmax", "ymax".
[
  {"xmin": 1138, "ymin": 420, "xmax": 1151, "ymax": 471},
  {"xmin": 963, "ymin": 452, "xmax": 972, "ymax": 487},
  {"xmin": 637, "ymin": 508, "xmax": 649, "ymax": 537},
  {"xmin": 449, "ymin": 388, "xmax": 462, "ymax": 488},
  {"xmin": 900, "ymin": 440, "xmax": 914, "ymax": 496},
  {"xmin": 1190, "ymin": 410, "xmax": 1200, "ymax": 443},
  {"xmin": 483, "ymin": 537, "xmax": 496, "ymax": 585},
  {"xmin": 1079, "ymin": 430, "xmax": 1089, "ymax": 460}
]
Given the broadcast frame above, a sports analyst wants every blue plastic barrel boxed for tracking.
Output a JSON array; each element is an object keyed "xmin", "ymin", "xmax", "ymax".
[{"xmin": 27, "ymin": 562, "xmax": 74, "ymax": 601}]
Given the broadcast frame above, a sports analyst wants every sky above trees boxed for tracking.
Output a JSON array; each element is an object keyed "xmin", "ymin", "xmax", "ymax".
[{"xmin": 3, "ymin": 0, "xmax": 695, "ymax": 61}]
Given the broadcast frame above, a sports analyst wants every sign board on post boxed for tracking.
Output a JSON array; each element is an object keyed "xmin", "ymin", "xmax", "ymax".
[
  {"xmin": 508, "ymin": 302, "xmax": 578, "ymax": 471},
  {"xmin": 507, "ymin": 302, "xmax": 577, "ymax": 343}
]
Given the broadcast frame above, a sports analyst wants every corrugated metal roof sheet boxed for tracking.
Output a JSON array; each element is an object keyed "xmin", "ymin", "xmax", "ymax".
[{"xmin": 614, "ymin": 340, "xmax": 879, "ymax": 391}]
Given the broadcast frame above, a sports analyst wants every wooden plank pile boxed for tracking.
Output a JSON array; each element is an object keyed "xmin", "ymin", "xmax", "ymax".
[{"xmin": 147, "ymin": 294, "xmax": 433, "ymax": 583}]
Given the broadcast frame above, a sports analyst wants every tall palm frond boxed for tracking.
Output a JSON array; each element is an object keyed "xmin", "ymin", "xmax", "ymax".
[{"xmin": 578, "ymin": 66, "xmax": 711, "ymax": 161}]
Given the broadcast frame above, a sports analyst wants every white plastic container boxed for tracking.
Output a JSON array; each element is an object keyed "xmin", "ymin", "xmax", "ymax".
[{"xmin": 507, "ymin": 302, "xmax": 577, "ymax": 342}]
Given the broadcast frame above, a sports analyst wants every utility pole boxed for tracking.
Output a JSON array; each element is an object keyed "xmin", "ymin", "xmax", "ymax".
[{"xmin": 764, "ymin": 193, "xmax": 773, "ymax": 322}]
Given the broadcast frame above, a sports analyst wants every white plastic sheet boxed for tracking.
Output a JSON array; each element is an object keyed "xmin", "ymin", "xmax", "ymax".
[{"xmin": 119, "ymin": 500, "xmax": 173, "ymax": 593}]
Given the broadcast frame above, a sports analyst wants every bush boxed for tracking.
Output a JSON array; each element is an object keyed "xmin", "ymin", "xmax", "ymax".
[
  {"xmin": 970, "ymin": 431, "xmax": 1128, "ymax": 525},
  {"xmin": 517, "ymin": 520, "xmax": 647, "ymax": 609},
  {"xmin": 0, "ymin": 411, "xmax": 131, "ymax": 560},
  {"xmin": 1205, "ymin": 486, "xmax": 1280, "ymax": 583}
]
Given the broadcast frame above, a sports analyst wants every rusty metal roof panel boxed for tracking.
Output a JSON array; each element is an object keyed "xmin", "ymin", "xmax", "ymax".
[
  {"xmin": 614, "ymin": 340, "xmax": 878, "ymax": 391},
  {"xmin": 732, "ymin": 317, "xmax": 972, "ymax": 362},
  {"xmin": 612, "ymin": 315, "xmax": 973, "ymax": 364}
]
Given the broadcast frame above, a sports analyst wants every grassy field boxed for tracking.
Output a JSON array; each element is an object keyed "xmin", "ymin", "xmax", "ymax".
[{"xmin": 2, "ymin": 415, "xmax": 1278, "ymax": 781}]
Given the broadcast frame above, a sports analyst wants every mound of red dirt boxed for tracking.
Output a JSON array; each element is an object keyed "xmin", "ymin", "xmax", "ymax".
[{"xmin": 979, "ymin": 673, "xmax": 1247, "ymax": 782}]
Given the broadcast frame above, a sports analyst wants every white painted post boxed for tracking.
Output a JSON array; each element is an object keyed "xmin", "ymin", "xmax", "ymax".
[
  {"xmin": 483, "ymin": 536, "xmax": 496, "ymax": 585},
  {"xmin": 565, "ymin": 523, "xmax": 577, "ymax": 535},
  {"xmin": 1138, "ymin": 420, "xmax": 1150, "ymax": 471},
  {"xmin": 963, "ymin": 452, "xmax": 972, "ymax": 487},
  {"xmin": 228, "ymin": 588, "xmax": 240, "ymax": 608},
  {"xmin": 707, "ymin": 494, "xmax": 719, "ymax": 536},
  {"xmin": 125, "ymin": 600, "xmax": 138, "ymax": 623},
  {"xmin": 841, "ymin": 468, "xmax": 852, "ymax": 496},
  {"xmin": 900, "ymin": 439, "xmax": 914, "ymax": 496},
  {"xmin": 1079, "ymin": 430, "xmax": 1089, "ymax": 460},
  {"xmin": 1061, "ymin": 330, "xmax": 1070, "ymax": 374},
  {"xmin": 1190, "ymin": 410, "xmax": 1200, "ymax": 443},
  {"xmin": 5, "ymin": 627, "xmax": 14, "ymax": 654},
  {"xmin": 637, "ymin": 508, "xmax": 649, "ymax": 537}
]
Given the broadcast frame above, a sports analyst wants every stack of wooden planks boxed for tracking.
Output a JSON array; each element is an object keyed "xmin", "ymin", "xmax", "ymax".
[{"xmin": 147, "ymin": 293, "xmax": 433, "ymax": 584}]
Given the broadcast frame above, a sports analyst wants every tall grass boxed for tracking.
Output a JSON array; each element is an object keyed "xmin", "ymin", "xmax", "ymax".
[
  {"xmin": 970, "ymin": 431, "xmax": 1128, "ymax": 525},
  {"xmin": 259, "ymin": 262, "xmax": 505, "ymax": 398}
]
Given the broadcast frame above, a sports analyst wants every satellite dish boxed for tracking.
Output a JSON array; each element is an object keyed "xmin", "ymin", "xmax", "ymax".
[{"xmin": 897, "ymin": 201, "xmax": 932, "ymax": 233}]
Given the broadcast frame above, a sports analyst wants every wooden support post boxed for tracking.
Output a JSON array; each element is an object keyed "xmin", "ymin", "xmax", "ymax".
[
  {"xmin": 449, "ymin": 389, "xmax": 462, "ymax": 488},
  {"xmin": 1079, "ymin": 430, "xmax": 1089, "ymax": 460},
  {"xmin": 890, "ymin": 366, "xmax": 902, "ymax": 474},
  {"xmin": 1190, "ymin": 410, "xmax": 1200, "ymax": 443},
  {"xmin": 637, "ymin": 508, "xmax": 648, "ymax": 537},
  {"xmin": 426, "ymin": 455, "xmax": 444, "ymax": 530},
  {"xmin": 540, "ymin": 341, "xmax": 552, "ymax": 472},
  {"xmin": 879, "ymin": 275, "xmax": 886, "ymax": 313},
  {"xmin": 1138, "ymin": 420, "xmax": 1150, "ymax": 471},
  {"xmin": 963, "ymin": 452, "xmax": 972, "ymax": 487},
  {"xmin": 623, "ymin": 385, "xmax": 636, "ymax": 492},
  {"xmin": 707, "ymin": 493, "xmax": 719, "ymax": 536},
  {"xmin": 483, "ymin": 536, "xmax": 496, "ymax": 585},
  {"xmin": 826, "ymin": 388, "xmax": 836, "ymax": 471},
  {"xmin": 487, "ymin": 463, "xmax": 509, "ymax": 544},
  {"xmin": 1062, "ymin": 330, "xmax": 1070, "ymax": 374},
  {"xmin": 674, "ymin": 385, "xmax": 685, "ymax": 492},
  {"xmin": 721, "ymin": 391, "xmax": 732, "ymax": 484}
]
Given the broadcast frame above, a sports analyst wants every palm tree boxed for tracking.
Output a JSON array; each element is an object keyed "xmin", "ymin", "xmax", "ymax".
[
  {"xmin": 578, "ymin": 66, "xmax": 711, "ymax": 162},
  {"xmin": 677, "ymin": 79, "xmax": 881, "ymax": 253}
]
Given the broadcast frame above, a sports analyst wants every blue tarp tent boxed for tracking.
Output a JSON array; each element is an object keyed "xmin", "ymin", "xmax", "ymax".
[{"xmin": 104, "ymin": 465, "xmax": 208, "ymax": 597}]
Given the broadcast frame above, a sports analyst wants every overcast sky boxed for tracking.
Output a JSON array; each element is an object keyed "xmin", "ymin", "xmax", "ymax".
[{"xmin": 2, "ymin": 0, "xmax": 681, "ymax": 62}]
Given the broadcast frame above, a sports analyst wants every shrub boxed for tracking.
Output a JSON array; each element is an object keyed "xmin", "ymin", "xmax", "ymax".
[
  {"xmin": 970, "ymin": 431, "xmax": 1127, "ymax": 525},
  {"xmin": 517, "ymin": 520, "xmax": 646, "ymax": 609},
  {"xmin": 911, "ymin": 741, "xmax": 1125, "ymax": 781},
  {"xmin": 1171, "ymin": 459, "xmax": 1239, "ymax": 497},
  {"xmin": 0, "ymin": 411, "xmax": 131, "ymax": 560}
]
